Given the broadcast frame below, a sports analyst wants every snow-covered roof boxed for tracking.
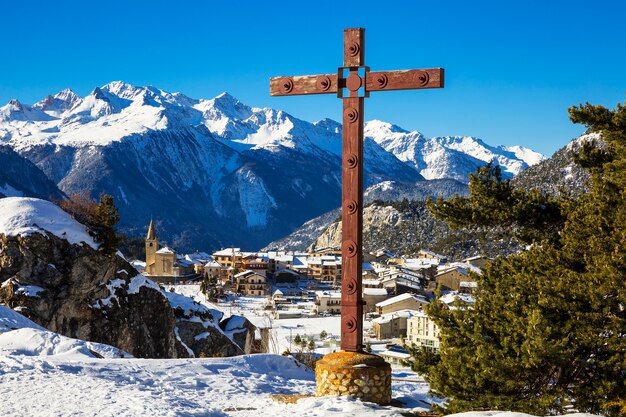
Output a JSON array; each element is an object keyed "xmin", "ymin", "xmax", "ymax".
[
  {"xmin": 440, "ymin": 291, "xmax": 475, "ymax": 305},
  {"xmin": 379, "ymin": 349, "xmax": 411, "ymax": 360},
  {"xmin": 362, "ymin": 262, "xmax": 375, "ymax": 271},
  {"xmin": 437, "ymin": 262, "xmax": 482, "ymax": 276},
  {"xmin": 362, "ymin": 279, "xmax": 382, "ymax": 286},
  {"xmin": 462, "ymin": 255, "xmax": 486, "ymax": 262},
  {"xmin": 0, "ymin": 197, "xmax": 97, "ymax": 248},
  {"xmin": 418, "ymin": 249, "xmax": 446, "ymax": 259},
  {"xmin": 315, "ymin": 291, "xmax": 341, "ymax": 299},
  {"xmin": 403, "ymin": 259, "xmax": 439, "ymax": 269},
  {"xmin": 213, "ymin": 248, "xmax": 241, "ymax": 257},
  {"xmin": 375, "ymin": 293, "xmax": 428, "ymax": 308},
  {"xmin": 363, "ymin": 288, "xmax": 388, "ymax": 296},
  {"xmin": 156, "ymin": 246, "xmax": 175, "ymax": 255},
  {"xmin": 204, "ymin": 260, "xmax": 221, "ymax": 267},
  {"xmin": 372, "ymin": 309, "xmax": 419, "ymax": 324},
  {"xmin": 234, "ymin": 270, "xmax": 255, "ymax": 278}
]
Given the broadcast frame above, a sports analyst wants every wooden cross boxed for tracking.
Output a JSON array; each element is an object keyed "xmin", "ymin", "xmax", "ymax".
[{"xmin": 270, "ymin": 28, "xmax": 444, "ymax": 352}]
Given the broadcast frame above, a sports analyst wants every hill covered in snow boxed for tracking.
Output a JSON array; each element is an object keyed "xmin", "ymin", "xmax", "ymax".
[
  {"xmin": 0, "ymin": 304, "xmax": 599, "ymax": 417},
  {"xmin": 0, "ymin": 82, "xmax": 543, "ymax": 250}
]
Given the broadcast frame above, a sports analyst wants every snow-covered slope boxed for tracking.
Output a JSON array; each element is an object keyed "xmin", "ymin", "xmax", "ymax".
[
  {"xmin": 0, "ymin": 197, "xmax": 96, "ymax": 248},
  {"xmin": 0, "ymin": 305, "xmax": 127, "ymax": 359},
  {"xmin": 0, "ymin": 343, "xmax": 599, "ymax": 416},
  {"xmin": 0, "ymin": 82, "xmax": 541, "ymax": 250},
  {"xmin": 365, "ymin": 120, "xmax": 545, "ymax": 183}
]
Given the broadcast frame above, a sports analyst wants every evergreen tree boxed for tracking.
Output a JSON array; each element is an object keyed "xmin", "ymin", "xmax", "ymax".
[
  {"xmin": 94, "ymin": 194, "xmax": 120, "ymax": 254},
  {"xmin": 416, "ymin": 100, "xmax": 626, "ymax": 416},
  {"xmin": 427, "ymin": 162, "xmax": 566, "ymax": 245}
]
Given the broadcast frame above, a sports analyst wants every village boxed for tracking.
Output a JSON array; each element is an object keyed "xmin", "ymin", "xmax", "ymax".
[{"xmin": 135, "ymin": 219, "xmax": 484, "ymax": 366}]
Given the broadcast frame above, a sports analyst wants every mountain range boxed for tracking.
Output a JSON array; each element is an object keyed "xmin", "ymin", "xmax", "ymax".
[{"xmin": 0, "ymin": 81, "xmax": 543, "ymax": 251}]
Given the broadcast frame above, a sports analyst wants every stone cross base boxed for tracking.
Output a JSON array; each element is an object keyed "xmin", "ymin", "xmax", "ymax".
[{"xmin": 315, "ymin": 351, "xmax": 392, "ymax": 405}]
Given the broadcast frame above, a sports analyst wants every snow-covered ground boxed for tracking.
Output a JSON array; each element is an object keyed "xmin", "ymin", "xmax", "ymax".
[
  {"xmin": 0, "ymin": 291, "xmax": 599, "ymax": 416},
  {"xmin": 0, "ymin": 197, "xmax": 97, "ymax": 248}
]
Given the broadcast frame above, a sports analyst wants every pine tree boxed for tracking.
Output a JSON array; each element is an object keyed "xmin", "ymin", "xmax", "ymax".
[
  {"xmin": 94, "ymin": 194, "xmax": 120, "ymax": 255},
  {"xmin": 416, "ymin": 100, "xmax": 626, "ymax": 416}
]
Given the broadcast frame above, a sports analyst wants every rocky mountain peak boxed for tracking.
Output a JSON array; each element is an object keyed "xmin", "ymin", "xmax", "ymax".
[
  {"xmin": 7, "ymin": 99, "xmax": 23, "ymax": 112},
  {"xmin": 365, "ymin": 119, "xmax": 411, "ymax": 135}
]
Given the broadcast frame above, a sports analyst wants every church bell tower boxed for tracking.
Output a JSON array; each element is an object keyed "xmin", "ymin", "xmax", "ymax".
[{"xmin": 145, "ymin": 219, "xmax": 158, "ymax": 273}]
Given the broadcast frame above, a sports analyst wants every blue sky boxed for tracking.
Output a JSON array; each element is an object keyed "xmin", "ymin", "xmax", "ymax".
[{"xmin": 1, "ymin": 0, "xmax": 624, "ymax": 156}]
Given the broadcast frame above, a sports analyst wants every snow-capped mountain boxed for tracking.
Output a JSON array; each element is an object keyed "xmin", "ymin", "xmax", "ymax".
[
  {"xmin": 365, "ymin": 120, "xmax": 545, "ymax": 183},
  {"xmin": 0, "ymin": 82, "xmax": 541, "ymax": 250}
]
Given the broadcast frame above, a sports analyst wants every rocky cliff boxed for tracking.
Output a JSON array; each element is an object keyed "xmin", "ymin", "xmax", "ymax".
[{"xmin": 0, "ymin": 198, "xmax": 242, "ymax": 358}]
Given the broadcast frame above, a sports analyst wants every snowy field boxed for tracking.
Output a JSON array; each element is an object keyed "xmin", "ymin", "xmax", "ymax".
[
  {"xmin": 0, "ymin": 353, "xmax": 436, "ymax": 417},
  {"xmin": 0, "ymin": 290, "xmax": 601, "ymax": 416}
]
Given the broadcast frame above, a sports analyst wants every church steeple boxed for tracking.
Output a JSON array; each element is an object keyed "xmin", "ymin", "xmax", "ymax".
[
  {"xmin": 145, "ymin": 219, "xmax": 158, "ymax": 274},
  {"xmin": 147, "ymin": 218, "xmax": 157, "ymax": 240}
]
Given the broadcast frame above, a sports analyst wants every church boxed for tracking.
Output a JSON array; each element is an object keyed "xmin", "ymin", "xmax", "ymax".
[{"xmin": 144, "ymin": 219, "xmax": 177, "ymax": 277}]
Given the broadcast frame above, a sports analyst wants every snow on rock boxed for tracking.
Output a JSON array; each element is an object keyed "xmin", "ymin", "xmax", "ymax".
[
  {"xmin": 0, "ymin": 305, "xmax": 45, "ymax": 333},
  {"xmin": 0, "ymin": 328, "xmax": 129, "ymax": 359},
  {"xmin": 0, "ymin": 197, "xmax": 97, "ymax": 248},
  {"xmin": 0, "ymin": 306, "xmax": 130, "ymax": 359},
  {"xmin": 127, "ymin": 274, "xmax": 162, "ymax": 295}
]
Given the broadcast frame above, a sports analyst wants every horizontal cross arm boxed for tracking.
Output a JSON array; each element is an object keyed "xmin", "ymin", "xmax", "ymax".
[
  {"xmin": 366, "ymin": 68, "xmax": 444, "ymax": 92},
  {"xmin": 270, "ymin": 74, "xmax": 338, "ymax": 96}
]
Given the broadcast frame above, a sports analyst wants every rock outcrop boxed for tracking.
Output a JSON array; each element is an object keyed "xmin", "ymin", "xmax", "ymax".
[{"xmin": 0, "ymin": 231, "xmax": 242, "ymax": 358}]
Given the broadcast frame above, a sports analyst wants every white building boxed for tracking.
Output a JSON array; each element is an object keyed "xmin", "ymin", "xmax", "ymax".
[{"xmin": 406, "ymin": 310, "xmax": 440, "ymax": 352}]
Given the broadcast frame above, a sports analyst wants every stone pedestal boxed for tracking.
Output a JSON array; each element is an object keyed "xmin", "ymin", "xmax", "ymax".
[{"xmin": 315, "ymin": 351, "xmax": 392, "ymax": 405}]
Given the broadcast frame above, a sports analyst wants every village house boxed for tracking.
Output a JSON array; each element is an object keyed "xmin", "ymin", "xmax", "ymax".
[
  {"xmin": 406, "ymin": 310, "xmax": 441, "ymax": 353},
  {"xmin": 462, "ymin": 255, "xmax": 490, "ymax": 269},
  {"xmin": 307, "ymin": 255, "xmax": 341, "ymax": 285},
  {"xmin": 213, "ymin": 248, "xmax": 243, "ymax": 269},
  {"xmin": 371, "ymin": 309, "xmax": 419, "ymax": 340},
  {"xmin": 274, "ymin": 268, "xmax": 301, "ymax": 284},
  {"xmin": 379, "ymin": 267, "xmax": 425, "ymax": 295},
  {"xmin": 242, "ymin": 256, "xmax": 268, "ymax": 275},
  {"xmin": 362, "ymin": 287, "xmax": 389, "ymax": 314},
  {"xmin": 362, "ymin": 262, "xmax": 378, "ymax": 279},
  {"xmin": 315, "ymin": 291, "xmax": 342, "ymax": 314},
  {"xmin": 435, "ymin": 262, "xmax": 481, "ymax": 292},
  {"xmin": 203, "ymin": 259, "xmax": 222, "ymax": 281},
  {"xmin": 375, "ymin": 293, "xmax": 429, "ymax": 315},
  {"xmin": 219, "ymin": 266, "xmax": 235, "ymax": 287},
  {"xmin": 378, "ymin": 345, "xmax": 412, "ymax": 366},
  {"xmin": 415, "ymin": 249, "xmax": 448, "ymax": 264},
  {"xmin": 401, "ymin": 258, "xmax": 439, "ymax": 281},
  {"xmin": 291, "ymin": 255, "xmax": 309, "ymax": 277},
  {"xmin": 234, "ymin": 270, "xmax": 268, "ymax": 296},
  {"xmin": 362, "ymin": 277, "xmax": 383, "ymax": 289},
  {"xmin": 369, "ymin": 249, "xmax": 397, "ymax": 264}
]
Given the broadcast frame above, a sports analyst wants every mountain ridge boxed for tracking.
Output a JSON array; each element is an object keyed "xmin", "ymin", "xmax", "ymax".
[{"xmin": 0, "ymin": 81, "xmax": 543, "ymax": 251}]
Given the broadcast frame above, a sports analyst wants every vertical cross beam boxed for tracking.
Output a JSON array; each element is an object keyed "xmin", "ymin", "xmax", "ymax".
[
  {"xmin": 269, "ymin": 27, "xmax": 444, "ymax": 355},
  {"xmin": 340, "ymin": 28, "xmax": 365, "ymax": 352}
]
